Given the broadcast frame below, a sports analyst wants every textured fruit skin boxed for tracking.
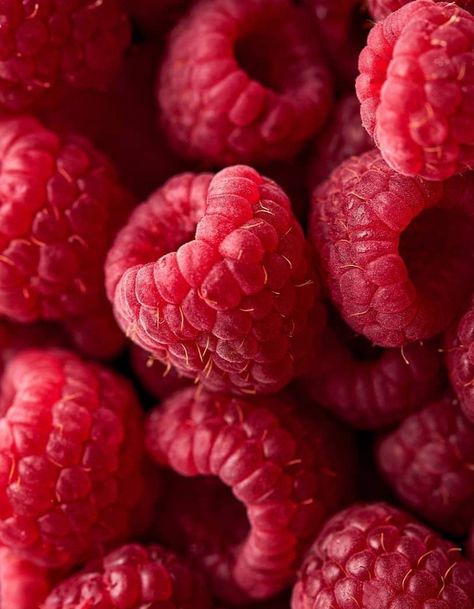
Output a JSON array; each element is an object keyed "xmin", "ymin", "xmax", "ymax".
[
  {"xmin": 145, "ymin": 387, "xmax": 355, "ymax": 602},
  {"xmin": 356, "ymin": 0, "xmax": 474, "ymax": 180},
  {"xmin": 106, "ymin": 167, "xmax": 323, "ymax": 395},
  {"xmin": 446, "ymin": 297, "xmax": 474, "ymax": 422},
  {"xmin": 0, "ymin": 115, "xmax": 130, "ymax": 359},
  {"xmin": 309, "ymin": 149, "xmax": 474, "ymax": 347},
  {"xmin": 43, "ymin": 543, "xmax": 211, "ymax": 609},
  {"xmin": 292, "ymin": 502, "xmax": 474, "ymax": 609},
  {"xmin": 0, "ymin": 547, "xmax": 50, "ymax": 609},
  {"xmin": 368, "ymin": 0, "xmax": 474, "ymax": 21},
  {"xmin": 0, "ymin": 0, "xmax": 130, "ymax": 112},
  {"xmin": 0, "ymin": 348, "xmax": 145, "ymax": 568},
  {"xmin": 157, "ymin": 0, "xmax": 332, "ymax": 165},
  {"xmin": 377, "ymin": 395, "xmax": 474, "ymax": 536},
  {"xmin": 307, "ymin": 94, "xmax": 373, "ymax": 190},
  {"xmin": 301, "ymin": 327, "xmax": 443, "ymax": 429}
]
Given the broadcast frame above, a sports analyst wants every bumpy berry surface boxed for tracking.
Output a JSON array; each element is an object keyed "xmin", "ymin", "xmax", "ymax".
[
  {"xmin": 0, "ymin": 0, "xmax": 130, "ymax": 112},
  {"xmin": 292, "ymin": 502, "xmax": 474, "ymax": 609},
  {"xmin": 301, "ymin": 326, "xmax": 443, "ymax": 429},
  {"xmin": 368, "ymin": 0, "xmax": 474, "ymax": 21},
  {"xmin": 157, "ymin": 0, "xmax": 332, "ymax": 165},
  {"xmin": 43, "ymin": 543, "xmax": 211, "ymax": 609},
  {"xmin": 446, "ymin": 296, "xmax": 474, "ymax": 422},
  {"xmin": 307, "ymin": 94, "xmax": 373, "ymax": 190},
  {"xmin": 309, "ymin": 149, "xmax": 474, "ymax": 347},
  {"xmin": 0, "ymin": 348, "xmax": 145, "ymax": 568},
  {"xmin": 130, "ymin": 344, "xmax": 191, "ymax": 400},
  {"xmin": 0, "ymin": 115, "xmax": 130, "ymax": 359},
  {"xmin": 145, "ymin": 387, "xmax": 355, "ymax": 601},
  {"xmin": 356, "ymin": 0, "xmax": 474, "ymax": 180},
  {"xmin": 0, "ymin": 547, "xmax": 50, "ymax": 609},
  {"xmin": 106, "ymin": 167, "xmax": 323, "ymax": 395}
]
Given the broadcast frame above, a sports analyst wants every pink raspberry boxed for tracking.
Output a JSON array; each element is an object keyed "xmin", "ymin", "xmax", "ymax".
[
  {"xmin": 292, "ymin": 502, "xmax": 474, "ymax": 609},
  {"xmin": 0, "ymin": 348, "xmax": 145, "ymax": 568},
  {"xmin": 307, "ymin": 94, "xmax": 374, "ymax": 190},
  {"xmin": 106, "ymin": 167, "xmax": 324, "ymax": 395},
  {"xmin": 309, "ymin": 149, "xmax": 474, "ymax": 347},
  {"xmin": 356, "ymin": 0, "xmax": 474, "ymax": 180},
  {"xmin": 377, "ymin": 394, "xmax": 474, "ymax": 535},
  {"xmin": 0, "ymin": 0, "xmax": 130, "ymax": 112},
  {"xmin": 157, "ymin": 0, "xmax": 332, "ymax": 165},
  {"xmin": 368, "ymin": 0, "xmax": 474, "ymax": 21},
  {"xmin": 0, "ymin": 547, "xmax": 50, "ymax": 609},
  {"xmin": 445, "ymin": 296, "xmax": 474, "ymax": 422},
  {"xmin": 130, "ymin": 345, "xmax": 191, "ymax": 401},
  {"xmin": 43, "ymin": 543, "xmax": 211, "ymax": 609},
  {"xmin": 145, "ymin": 387, "xmax": 355, "ymax": 602},
  {"xmin": 0, "ymin": 115, "xmax": 131, "ymax": 359}
]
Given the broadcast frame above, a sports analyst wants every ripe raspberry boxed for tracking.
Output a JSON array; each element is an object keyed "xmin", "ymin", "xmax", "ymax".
[
  {"xmin": 106, "ymin": 167, "xmax": 323, "ymax": 395},
  {"xmin": 0, "ymin": 348, "xmax": 145, "ymax": 568},
  {"xmin": 300, "ymin": 325, "xmax": 443, "ymax": 429},
  {"xmin": 307, "ymin": 94, "xmax": 374, "ymax": 190},
  {"xmin": 0, "ymin": 0, "xmax": 130, "ymax": 112},
  {"xmin": 0, "ymin": 115, "xmax": 131, "ymax": 360},
  {"xmin": 445, "ymin": 296, "xmax": 474, "ymax": 422},
  {"xmin": 356, "ymin": 0, "xmax": 474, "ymax": 180},
  {"xmin": 43, "ymin": 543, "xmax": 211, "ymax": 609},
  {"xmin": 157, "ymin": 0, "xmax": 332, "ymax": 165},
  {"xmin": 377, "ymin": 394, "xmax": 474, "ymax": 535},
  {"xmin": 145, "ymin": 387, "xmax": 355, "ymax": 601},
  {"xmin": 309, "ymin": 149, "xmax": 474, "ymax": 347},
  {"xmin": 0, "ymin": 547, "xmax": 50, "ymax": 609},
  {"xmin": 292, "ymin": 502, "xmax": 474, "ymax": 609},
  {"xmin": 130, "ymin": 345, "xmax": 191, "ymax": 401},
  {"xmin": 368, "ymin": 0, "xmax": 474, "ymax": 21}
]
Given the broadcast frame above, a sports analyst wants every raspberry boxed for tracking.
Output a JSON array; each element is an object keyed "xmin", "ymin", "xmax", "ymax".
[
  {"xmin": 0, "ymin": 547, "xmax": 50, "ymax": 609},
  {"xmin": 0, "ymin": 348, "xmax": 145, "ymax": 568},
  {"xmin": 43, "ymin": 543, "xmax": 211, "ymax": 609},
  {"xmin": 145, "ymin": 387, "xmax": 355, "ymax": 601},
  {"xmin": 300, "ymin": 324, "xmax": 443, "ymax": 429},
  {"xmin": 307, "ymin": 94, "xmax": 374, "ymax": 191},
  {"xmin": 356, "ymin": 0, "xmax": 474, "ymax": 180},
  {"xmin": 368, "ymin": 0, "xmax": 474, "ymax": 21},
  {"xmin": 157, "ymin": 0, "xmax": 332, "ymax": 165},
  {"xmin": 106, "ymin": 167, "xmax": 323, "ymax": 395},
  {"xmin": 292, "ymin": 502, "xmax": 474, "ymax": 609},
  {"xmin": 309, "ymin": 149, "xmax": 474, "ymax": 347},
  {"xmin": 0, "ymin": 0, "xmax": 130, "ymax": 112},
  {"xmin": 0, "ymin": 115, "xmax": 131, "ymax": 360},
  {"xmin": 445, "ymin": 296, "xmax": 474, "ymax": 422},
  {"xmin": 130, "ymin": 345, "xmax": 191, "ymax": 401},
  {"xmin": 378, "ymin": 394, "xmax": 474, "ymax": 535}
]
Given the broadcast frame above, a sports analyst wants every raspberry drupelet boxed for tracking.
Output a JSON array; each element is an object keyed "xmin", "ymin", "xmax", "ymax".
[
  {"xmin": 356, "ymin": 0, "xmax": 474, "ymax": 180},
  {"xmin": 368, "ymin": 0, "xmax": 474, "ymax": 21},
  {"xmin": 106, "ymin": 167, "xmax": 324, "ymax": 395},
  {"xmin": 0, "ymin": 0, "xmax": 130, "ymax": 112},
  {"xmin": 0, "ymin": 547, "xmax": 51, "ymax": 609},
  {"xmin": 292, "ymin": 502, "xmax": 474, "ymax": 609},
  {"xmin": 0, "ymin": 115, "xmax": 131, "ymax": 360},
  {"xmin": 157, "ymin": 0, "xmax": 332, "ymax": 165},
  {"xmin": 145, "ymin": 387, "xmax": 355, "ymax": 602},
  {"xmin": 309, "ymin": 149, "xmax": 474, "ymax": 347},
  {"xmin": 377, "ymin": 394, "xmax": 474, "ymax": 536},
  {"xmin": 0, "ymin": 348, "xmax": 145, "ymax": 568},
  {"xmin": 43, "ymin": 543, "xmax": 211, "ymax": 609}
]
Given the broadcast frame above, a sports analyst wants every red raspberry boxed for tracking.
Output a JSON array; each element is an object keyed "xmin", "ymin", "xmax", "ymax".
[
  {"xmin": 307, "ymin": 94, "xmax": 374, "ymax": 191},
  {"xmin": 309, "ymin": 149, "xmax": 474, "ymax": 347},
  {"xmin": 106, "ymin": 167, "xmax": 323, "ymax": 395},
  {"xmin": 0, "ymin": 0, "xmax": 130, "ymax": 112},
  {"xmin": 0, "ymin": 115, "xmax": 131, "ymax": 360},
  {"xmin": 445, "ymin": 296, "xmax": 474, "ymax": 422},
  {"xmin": 300, "ymin": 325, "xmax": 443, "ymax": 429},
  {"xmin": 145, "ymin": 387, "xmax": 355, "ymax": 601},
  {"xmin": 0, "ymin": 547, "xmax": 50, "ymax": 609},
  {"xmin": 157, "ymin": 0, "xmax": 332, "ymax": 165},
  {"xmin": 356, "ymin": 0, "xmax": 474, "ymax": 180},
  {"xmin": 130, "ymin": 345, "xmax": 191, "ymax": 401},
  {"xmin": 0, "ymin": 348, "xmax": 145, "ymax": 568},
  {"xmin": 378, "ymin": 394, "xmax": 474, "ymax": 535},
  {"xmin": 43, "ymin": 543, "xmax": 211, "ymax": 609},
  {"xmin": 368, "ymin": 0, "xmax": 474, "ymax": 21},
  {"xmin": 292, "ymin": 502, "xmax": 474, "ymax": 609}
]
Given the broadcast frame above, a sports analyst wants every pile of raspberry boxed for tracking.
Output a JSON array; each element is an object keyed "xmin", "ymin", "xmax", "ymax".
[{"xmin": 2, "ymin": 1, "xmax": 474, "ymax": 608}]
